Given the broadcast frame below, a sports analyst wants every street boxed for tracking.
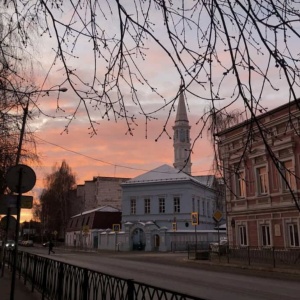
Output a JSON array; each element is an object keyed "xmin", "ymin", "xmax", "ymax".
[{"xmin": 22, "ymin": 247, "xmax": 300, "ymax": 300}]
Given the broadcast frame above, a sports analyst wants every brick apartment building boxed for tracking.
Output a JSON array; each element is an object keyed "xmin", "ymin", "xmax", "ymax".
[
  {"xmin": 217, "ymin": 100, "xmax": 300, "ymax": 248},
  {"xmin": 70, "ymin": 176, "xmax": 130, "ymax": 215}
]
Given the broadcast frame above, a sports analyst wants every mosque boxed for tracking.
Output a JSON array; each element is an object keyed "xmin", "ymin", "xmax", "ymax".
[
  {"xmin": 119, "ymin": 90, "xmax": 224, "ymax": 251},
  {"xmin": 66, "ymin": 90, "xmax": 225, "ymax": 251}
]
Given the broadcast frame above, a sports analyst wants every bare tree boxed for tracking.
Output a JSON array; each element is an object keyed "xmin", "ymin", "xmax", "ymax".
[
  {"xmin": 0, "ymin": 8, "xmax": 40, "ymax": 193},
  {"xmin": 39, "ymin": 160, "xmax": 76, "ymax": 239},
  {"xmin": 2, "ymin": 2, "xmax": 300, "ymax": 205}
]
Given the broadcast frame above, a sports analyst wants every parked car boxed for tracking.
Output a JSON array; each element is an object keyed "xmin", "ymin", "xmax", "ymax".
[
  {"xmin": 23, "ymin": 240, "xmax": 34, "ymax": 247},
  {"xmin": 5, "ymin": 240, "xmax": 15, "ymax": 251},
  {"xmin": 209, "ymin": 238, "xmax": 228, "ymax": 255}
]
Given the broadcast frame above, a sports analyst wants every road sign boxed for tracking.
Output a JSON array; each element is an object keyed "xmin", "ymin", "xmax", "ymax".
[
  {"xmin": 191, "ymin": 212, "xmax": 198, "ymax": 225},
  {"xmin": 0, "ymin": 195, "xmax": 33, "ymax": 214},
  {"xmin": 82, "ymin": 225, "xmax": 89, "ymax": 234},
  {"xmin": 6, "ymin": 164, "xmax": 36, "ymax": 193},
  {"xmin": 113, "ymin": 224, "xmax": 120, "ymax": 232},
  {"xmin": 172, "ymin": 222, "xmax": 177, "ymax": 231},
  {"xmin": 213, "ymin": 210, "xmax": 223, "ymax": 223}
]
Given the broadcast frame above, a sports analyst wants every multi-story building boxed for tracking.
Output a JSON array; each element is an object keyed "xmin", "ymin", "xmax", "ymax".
[
  {"xmin": 121, "ymin": 164, "xmax": 219, "ymax": 251},
  {"xmin": 72, "ymin": 176, "xmax": 130, "ymax": 214},
  {"xmin": 217, "ymin": 100, "xmax": 300, "ymax": 248},
  {"xmin": 66, "ymin": 89, "xmax": 225, "ymax": 251},
  {"xmin": 120, "ymin": 90, "xmax": 223, "ymax": 251},
  {"xmin": 65, "ymin": 205, "xmax": 121, "ymax": 248}
]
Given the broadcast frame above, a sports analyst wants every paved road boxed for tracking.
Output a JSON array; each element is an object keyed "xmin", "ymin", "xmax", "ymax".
[{"xmin": 23, "ymin": 247, "xmax": 300, "ymax": 300}]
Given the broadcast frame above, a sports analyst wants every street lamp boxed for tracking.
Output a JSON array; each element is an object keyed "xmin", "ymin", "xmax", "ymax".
[
  {"xmin": 5, "ymin": 86, "xmax": 67, "ymax": 300},
  {"xmin": 15, "ymin": 87, "xmax": 68, "ymax": 163}
]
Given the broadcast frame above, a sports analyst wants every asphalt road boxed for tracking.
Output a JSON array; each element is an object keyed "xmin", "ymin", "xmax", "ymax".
[{"xmin": 22, "ymin": 247, "xmax": 300, "ymax": 300}]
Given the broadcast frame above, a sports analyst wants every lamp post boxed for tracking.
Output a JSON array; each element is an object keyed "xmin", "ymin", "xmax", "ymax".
[{"xmin": 6, "ymin": 86, "xmax": 67, "ymax": 300}]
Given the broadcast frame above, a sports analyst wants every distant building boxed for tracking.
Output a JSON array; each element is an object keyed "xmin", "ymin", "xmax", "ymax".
[
  {"xmin": 65, "ymin": 205, "xmax": 121, "ymax": 248},
  {"xmin": 121, "ymin": 164, "xmax": 220, "ymax": 251},
  {"xmin": 116, "ymin": 89, "xmax": 224, "ymax": 251},
  {"xmin": 70, "ymin": 176, "xmax": 130, "ymax": 215},
  {"xmin": 217, "ymin": 100, "xmax": 300, "ymax": 248},
  {"xmin": 66, "ymin": 89, "xmax": 225, "ymax": 251}
]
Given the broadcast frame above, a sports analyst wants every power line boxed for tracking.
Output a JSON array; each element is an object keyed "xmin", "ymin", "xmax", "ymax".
[{"xmin": 33, "ymin": 134, "xmax": 215, "ymax": 175}]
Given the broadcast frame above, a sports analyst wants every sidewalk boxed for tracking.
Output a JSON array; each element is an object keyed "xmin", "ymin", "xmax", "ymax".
[{"xmin": 0, "ymin": 267, "xmax": 40, "ymax": 300}]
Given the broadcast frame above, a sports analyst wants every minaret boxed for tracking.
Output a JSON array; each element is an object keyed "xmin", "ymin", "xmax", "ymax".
[{"xmin": 173, "ymin": 90, "xmax": 192, "ymax": 174}]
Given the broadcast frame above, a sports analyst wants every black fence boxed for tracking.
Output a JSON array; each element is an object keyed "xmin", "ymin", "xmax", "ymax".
[
  {"xmin": 5, "ymin": 251, "xmax": 206, "ymax": 300},
  {"xmin": 171, "ymin": 241, "xmax": 211, "ymax": 253},
  {"xmin": 187, "ymin": 245, "xmax": 300, "ymax": 269}
]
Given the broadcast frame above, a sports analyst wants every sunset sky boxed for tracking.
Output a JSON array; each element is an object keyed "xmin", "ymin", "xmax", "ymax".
[{"xmin": 8, "ymin": 2, "xmax": 297, "ymax": 222}]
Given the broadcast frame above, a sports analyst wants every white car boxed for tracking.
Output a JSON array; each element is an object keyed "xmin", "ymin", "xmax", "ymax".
[{"xmin": 209, "ymin": 238, "xmax": 228, "ymax": 254}]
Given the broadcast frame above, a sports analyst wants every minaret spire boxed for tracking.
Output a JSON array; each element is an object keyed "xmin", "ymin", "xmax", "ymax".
[{"xmin": 173, "ymin": 88, "xmax": 192, "ymax": 174}]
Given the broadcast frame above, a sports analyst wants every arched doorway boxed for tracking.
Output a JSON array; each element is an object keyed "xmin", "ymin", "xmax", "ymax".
[{"xmin": 132, "ymin": 228, "xmax": 145, "ymax": 250}]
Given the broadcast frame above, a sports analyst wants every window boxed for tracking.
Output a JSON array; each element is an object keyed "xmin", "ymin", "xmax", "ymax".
[
  {"xmin": 130, "ymin": 199, "xmax": 136, "ymax": 215},
  {"xmin": 202, "ymin": 200, "xmax": 205, "ymax": 216},
  {"xmin": 288, "ymin": 224, "xmax": 299, "ymax": 247},
  {"xmin": 257, "ymin": 166, "xmax": 268, "ymax": 194},
  {"xmin": 280, "ymin": 160, "xmax": 296, "ymax": 191},
  {"xmin": 159, "ymin": 198, "xmax": 165, "ymax": 213},
  {"xmin": 261, "ymin": 225, "xmax": 271, "ymax": 246},
  {"xmin": 206, "ymin": 202, "xmax": 210, "ymax": 217},
  {"xmin": 144, "ymin": 198, "xmax": 150, "ymax": 214},
  {"xmin": 238, "ymin": 225, "xmax": 247, "ymax": 246},
  {"xmin": 174, "ymin": 197, "xmax": 180, "ymax": 213},
  {"xmin": 236, "ymin": 171, "xmax": 246, "ymax": 198}
]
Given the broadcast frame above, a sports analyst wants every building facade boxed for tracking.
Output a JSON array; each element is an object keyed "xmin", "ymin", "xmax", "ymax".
[
  {"xmin": 65, "ymin": 205, "xmax": 121, "ymax": 248},
  {"xmin": 217, "ymin": 100, "xmax": 300, "ymax": 248},
  {"xmin": 118, "ymin": 90, "xmax": 223, "ymax": 251},
  {"xmin": 65, "ymin": 89, "xmax": 225, "ymax": 251},
  {"xmin": 73, "ymin": 176, "xmax": 130, "ymax": 214},
  {"xmin": 121, "ymin": 164, "xmax": 220, "ymax": 251}
]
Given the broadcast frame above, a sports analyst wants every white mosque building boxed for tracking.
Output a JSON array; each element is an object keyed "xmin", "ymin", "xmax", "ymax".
[
  {"xmin": 97, "ymin": 90, "xmax": 225, "ymax": 251},
  {"xmin": 66, "ymin": 89, "xmax": 225, "ymax": 251}
]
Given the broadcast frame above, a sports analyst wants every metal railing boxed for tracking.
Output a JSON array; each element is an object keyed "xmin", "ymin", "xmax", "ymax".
[
  {"xmin": 187, "ymin": 244, "xmax": 300, "ymax": 269},
  {"xmin": 171, "ymin": 241, "xmax": 211, "ymax": 253},
  {"xmin": 6, "ymin": 251, "xmax": 206, "ymax": 300}
]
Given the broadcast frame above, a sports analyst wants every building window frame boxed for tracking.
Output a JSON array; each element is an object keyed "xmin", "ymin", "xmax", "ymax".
[
  {"xmin": 173, "ymin": 197, "xmax": 180, "ymax": 213},
  {"xmin": 279, "ymin": 159, "xmax": 296, "ymax": 191},
  {"xmin": 256, "ymin": 166, "xmax": 268, "ymax": 195},
  {"xmin": 144, "ymin": 198, "xmax": 150, "ymax": 214},
  {"xmin": 288, "ymin": 223, "xmax": 300, "ymax": 247},
  {"xmin": 236, "ymin": 170, "xmax": 246, "ymax": 198},
  {"xmin": 159, "ymin": 197, "xmax": 165, "ymax": 214},
  {"xmin": 261, "ymin": 224, "xmax": 271, "ymax": 247},
  {"xmin": 238, "ymin": 225, "xmax": 248, "ymax": 246},
  {"xmin": 130, "ymin": 199, "xmax": 136, "ymax": 215},
  {"xmin": 206, "ymin": 201, "xmax": 210, "ymax": 217}
]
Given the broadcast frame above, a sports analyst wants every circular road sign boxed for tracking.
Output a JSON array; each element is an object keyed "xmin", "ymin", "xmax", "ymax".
[{"xmin": 6, "ymin": 164, "xmax": 36, "ymax": 193}]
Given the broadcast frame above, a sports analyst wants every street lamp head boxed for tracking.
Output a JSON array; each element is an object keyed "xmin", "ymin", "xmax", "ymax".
[{"xmin": 59, "ymin": 87, "xmax": 68, "ymax": 92}]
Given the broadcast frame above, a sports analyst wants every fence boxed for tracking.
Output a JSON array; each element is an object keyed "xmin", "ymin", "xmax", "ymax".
[
  {"xmin": 187, "ymin": 245, "xmax": 300, "ymax": 269},
  {"xmin": 6, "ymin": 250, "xmax": 206, "ymax": 300},
  {"xmin": 171, "ymin": 241, "xmax": 211, "ymax": 253}
]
